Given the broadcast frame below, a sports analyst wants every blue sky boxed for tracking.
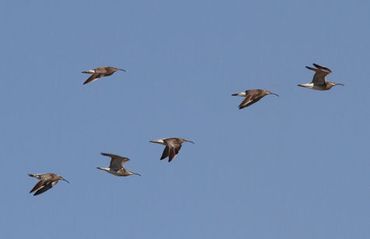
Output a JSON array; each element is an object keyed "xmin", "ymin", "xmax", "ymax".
[{"xmin": 1, "ymin": 0, "xmax": 370, "ymax": 238}]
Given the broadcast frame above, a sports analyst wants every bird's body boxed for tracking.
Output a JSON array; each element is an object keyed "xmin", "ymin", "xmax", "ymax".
[
  {"xmin": 28, "ymin": 173, "xmax": 69, "ymax": 196},
  {"xmin": 97, "ymin": 152, "xmax": 141, "ymax": 176},
  {"xmin": 150, "ymin": 137, "xmax": 194, "ymax": 162},
  {"xmin": 298, "ymin": 63, "xmax": 343, "ymax": 90},
  {"xmin": 232, "ymin": 89, "xmax": 279, "ymax": 109},
  {"xmin": 82, "ymin": 66, "xmax": 126, "ymax": 85}
]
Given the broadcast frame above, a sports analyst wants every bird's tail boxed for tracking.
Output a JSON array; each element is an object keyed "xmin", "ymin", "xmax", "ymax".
[
  {"xmin": 232, "ymin": 92, "xmax": 245, "ymax": 96},
  {"xmin": 28, "ymin": 173, "xmax": 40, "ymax": 179},
  {"xmin": 82, "ymin": 70, "xmax": 95, "ymax": 74},
  {"xmin": 150, "ymin": 139, "xmax": 165, "ymax": 144}
]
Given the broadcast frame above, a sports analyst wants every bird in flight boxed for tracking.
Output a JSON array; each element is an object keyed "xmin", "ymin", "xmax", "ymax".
[
  {"xmin": 28, "ymin": 173, "xmax": 69, "ymax": 196},
  {"xmin": 232, "ymin": 89, "xmax": 279, "ymax": 109},
  {"xmin": 298, "ymin": 63, "xmax": 344, "ymax": 90},
  {"xmin": 97, "ymin": 152, "xmax": 141, "ymax": 176},
  {"xmin": 82, "ymin": 66, "xmax": 126, "ymax": 85},
  {"xmin": 150, "ymin": 137, "xmax": 194, "ymax": 162}
]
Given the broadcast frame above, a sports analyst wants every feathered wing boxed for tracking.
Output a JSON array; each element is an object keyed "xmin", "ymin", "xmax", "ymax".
[
  {"xmin": 33, "ymin": 182, "xmax": 53, "ymax": 196},
  {"xmin": 239, "ymin": 95, "xmax": 262, "ymax": 109},
  {"xmin": 168, "ymin": 148, "xmax": 176, "ymax": 162},
  {"xmin": 101, "ymin": 152, "xmax": 129, "ymax": 170},
  {"xmin": 168, "ymin": 145, "xmax": 182, "ymax": 162},
  {"xmin": 30, "ymin": 180, "xmax": 46, "ymax": 194},
  {"xmin": 313, "ymin": 63, "xmax": 332, "ymax": 73},
  {"xmin": 83, "ymin": 74, "xmax": 101, "ymax": 85},
  {"xmin": 311, "ymin": 71, "xmax": 327, "ymax": 85},
  {"xmin": 110, "ymin": 158, "xmax": 127, "ymax": 171},
  {"xmin": 160, "ymin": 146, "xmax": 170, "ymax": 160},
  {"xmin": 306, "ymin": 64, "xmax": 331, "ymax": 85}
]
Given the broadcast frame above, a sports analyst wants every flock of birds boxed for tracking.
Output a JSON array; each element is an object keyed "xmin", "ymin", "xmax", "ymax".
[{"xmin": 28, "ymin": 63, "xmax": 343, "ymax": 196}]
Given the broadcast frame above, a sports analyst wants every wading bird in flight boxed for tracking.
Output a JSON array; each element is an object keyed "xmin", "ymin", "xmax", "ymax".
[
  {"xmin": 97, "ymin": 152, "xmax": 141, "ymax": 176},
  {"xmin": 82, "ymin": 66, "xmax": 126, "ymax": 85},
  {"xmin": 28, "ymin": 173, "xmax": 69, "ymax": 196},
  {"xmin": 232, "ymin": 89, "xmax": 279, "ymax": 109},
  {"xmin": 150, "ymin": 137, "xmax": 194, "ymax": 162},
  {"xmin": 298, "ymin": 63, "xmax": 344, "ymax": 90}
]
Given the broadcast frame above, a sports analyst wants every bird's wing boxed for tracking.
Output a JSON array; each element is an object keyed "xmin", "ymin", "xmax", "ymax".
[
  {"xmin": 101, "ymin": 152, "xmax": 127, "ymax": 160},
  {"xmin": 306, "ymin": 64, "xmax": 331, "ymax": 85},
  {"xmin": 101, "ymin": 153, "xmax": 129, "ymax": 169},
  {"xmin": 168, "ymin": 148, "xmax": 177, "ymax": 162},
  {"xmin": 110, "ymin": 158, "xmax": 128, "ymax": 170},
  {"xmin": 30, "ymin": 180, "xmax": 46, "ymax": 193},
  {"xmin": 160, "ymin": 146, "xmax": 170, "ymax": 160},
  {"xmin": 313, "ymin": 63, "xmax": 332, "ymax": 73},
  {"xmin": 83, "ymin": 73, "xmax": 101, "ymax": 85},
  {"xmin": 175, "ymin": 144, "xmax": 182, "ymax": 154},
  {"xmin": 239, "ymin": 94, "xmax": 261, "ymax": 109},
  {"xmin": 311, "ymin": 71, "xmax": 327, "ymax": 85},
  {"xmin": 168, "ymin": 144, "xmax": 182, "ymax": 162},
  {"xmin": 33, "ymin": 182, "xmax": 53, "ymax": 196}
]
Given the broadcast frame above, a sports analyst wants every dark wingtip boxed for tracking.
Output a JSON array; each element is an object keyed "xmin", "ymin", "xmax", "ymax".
[
  {"xmin": 313, "ymin": 63, "xmax": 332, "ymax": 72},
  {"xmin": 33, "ymin": 191, "xmax": 42, "ymax": 196},
  {"xmin": 305, "ymin": 66, "xmax": 316, "ymax": 71}
]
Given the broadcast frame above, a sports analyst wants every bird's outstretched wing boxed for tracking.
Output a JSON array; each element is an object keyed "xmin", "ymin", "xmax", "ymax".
[
  {"xmin": 83, "ymin": 74, "xmax": 101, "ymax": 85},
  {"xmin": 306, "ymin": 63, "xmax": 331, "ymax": 85},
  {"xmin": 101, "ymin": 152, "xmax": 129, "ymax": 170}
]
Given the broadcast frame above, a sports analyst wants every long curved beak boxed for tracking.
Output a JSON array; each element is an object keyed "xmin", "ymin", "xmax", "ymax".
[
  {"xmin": 185, "ymin": 139, "xmax": 195, "ymax": 144},
  {"xmin": 62, "ymin": 178, "xmax": 70, "ymax": 184},
  {"xmin": 335, "ymin": 83, "xmax": 344, "ymax": 86},
  {"xmin": 133, "ymin": 172, "xmax": 141, "ymax": 176},
  {"xmin": 270, "ymin": 92, "xmax": 279, "ymax": 97},
  {"xmin": 119, "ymin": 68, "xmax": 127, "ymax": 72}
]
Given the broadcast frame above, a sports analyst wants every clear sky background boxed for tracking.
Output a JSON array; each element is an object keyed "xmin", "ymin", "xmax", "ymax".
[{"xmin": 0, "ymin": 0, "xmax": 369, "ymax": 238}]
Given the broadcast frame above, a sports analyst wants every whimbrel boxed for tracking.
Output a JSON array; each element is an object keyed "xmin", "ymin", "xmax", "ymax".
[
  {"xmin": 150, "ymin": 137, "xmax": 194, "ymax": 162},
  {"xmin": 97, "ymin": 152, "xmax": 141, "ymax": 176},
  {"xmin": 232, "ymin": 89, "xmax": 279, "ymax": 109},
  {"xmin": 28, "ymin": 173, "xmax": 69, "ymax": 196},
  {"xmin": 82, "ymin": 66, "xmax": 126, "ymax": 85},
  {"xmin": 298, "ymin": 63, "xmax": 344, "ymax": 90}
]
